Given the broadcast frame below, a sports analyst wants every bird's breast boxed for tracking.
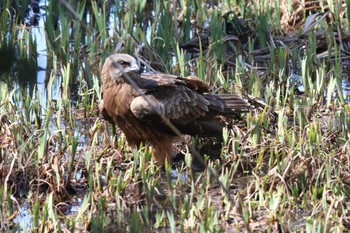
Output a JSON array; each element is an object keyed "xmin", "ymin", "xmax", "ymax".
[{"xmin": 103, "ymin": 82, "xmax": 137, "ymax": 117}]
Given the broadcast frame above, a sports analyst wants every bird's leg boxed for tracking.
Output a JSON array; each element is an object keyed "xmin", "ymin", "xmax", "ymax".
[
  {"xmin": 150, "ymin": 140, "xmax": 174, "ymax": 166},
  {"xmin": 111, "ymin": 122, "xmax": 118, "ymax": 147}
]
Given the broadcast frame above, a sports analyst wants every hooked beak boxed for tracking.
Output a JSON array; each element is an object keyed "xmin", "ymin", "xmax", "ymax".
[{"xmin": 129, "ymin": 64, "xmax": 141, "ymax": 75}]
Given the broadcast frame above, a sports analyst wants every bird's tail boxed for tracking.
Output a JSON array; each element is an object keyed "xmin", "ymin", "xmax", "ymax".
[{"xmin": 206, "ymin": 94, "xmax": 254, "ymax": 113}]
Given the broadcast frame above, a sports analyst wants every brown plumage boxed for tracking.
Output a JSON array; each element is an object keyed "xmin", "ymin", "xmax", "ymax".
[{"xmin": 100, "ymin": 53, "xmax": 253, "ymax": 165}]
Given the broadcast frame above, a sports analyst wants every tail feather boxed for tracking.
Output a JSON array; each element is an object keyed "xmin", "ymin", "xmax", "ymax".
[{"xmin": 206, "ymin": 94, "xmax": 253, "ymax": 113}]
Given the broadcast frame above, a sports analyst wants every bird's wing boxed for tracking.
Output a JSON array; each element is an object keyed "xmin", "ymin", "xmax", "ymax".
[
  {"xmin": 131, "ymin": 74, "xmax": 212, "ymax": 122},
  {"xmin": 130, "ymin": 73, "xmax": 252, "ymax": 136},
  {"xmin": 130, "ymin": 84, "xmax": 210, "ymax": 122},
  {"xmin": 132, "ymin": 73, "xmax": 251, "ymax": 120},
  {"xmin": 137, "ymin": 74, "xmax": 211, "ymax": 93}
]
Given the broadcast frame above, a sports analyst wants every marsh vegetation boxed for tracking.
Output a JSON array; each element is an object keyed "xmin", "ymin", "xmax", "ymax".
[{"xmin": 0, "ymin": 0, "xmax": 350, "ymax": 232}]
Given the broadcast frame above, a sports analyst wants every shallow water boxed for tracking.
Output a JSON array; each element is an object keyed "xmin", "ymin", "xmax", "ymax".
[
  {"xmin": 13, "ymin": 205, "xmax": 34, "ymax": 232},
  {"xmin": 290, "ymin": 71, "xmax": 350, "ymax": 103}
]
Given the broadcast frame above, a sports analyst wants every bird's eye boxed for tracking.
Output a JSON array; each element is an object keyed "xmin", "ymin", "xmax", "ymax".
[{"xmin": 119, "ymin": 61, "xmax": 130, "ymax": 67}]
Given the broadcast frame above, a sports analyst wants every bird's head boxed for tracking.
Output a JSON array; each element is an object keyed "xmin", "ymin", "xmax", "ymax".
[{"xmin": 102, "ymin": 53, "xmax": 141, "ymax": 83}]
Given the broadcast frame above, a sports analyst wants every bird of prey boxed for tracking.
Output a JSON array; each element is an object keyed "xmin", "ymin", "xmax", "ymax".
[{"xmin": 100, "ymin": 53, "xmax": 253, "ymax": 165}]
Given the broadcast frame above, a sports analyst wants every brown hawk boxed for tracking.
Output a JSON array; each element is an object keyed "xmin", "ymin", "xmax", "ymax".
[{"xmin": 100, "ymin": 53, "xmax": 253, "ymax": 165}]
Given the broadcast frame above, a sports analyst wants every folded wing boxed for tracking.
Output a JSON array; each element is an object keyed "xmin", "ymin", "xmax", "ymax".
[{"xmin": 130, "ymin": 74, "xmax": 252, "ymax": 137}]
